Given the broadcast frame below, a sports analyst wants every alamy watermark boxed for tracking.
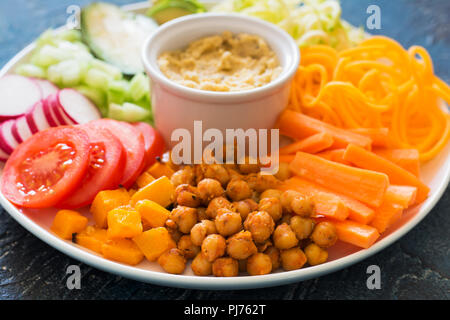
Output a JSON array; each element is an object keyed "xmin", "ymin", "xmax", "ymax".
[
  {"xmin": 66, "ymin": 265, "xmax": 81, "ymax": 290},
  {"xmin": 171, "ymin": 121, "xmax": 280, "ymax": 174},
  {"xmin": 366, "ymin": 265, "xmax": 381, "ymax": 290},
  {"xmin": 66, "ymin": 5, "xmax": 81, "ymax": 30},
  {"xmin": 366, "ymin": 5, "xmax": 381, "ymax": 30}
]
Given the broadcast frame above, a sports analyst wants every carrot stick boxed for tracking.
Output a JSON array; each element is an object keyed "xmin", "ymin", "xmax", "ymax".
[
  {"xmin": 373, "ymin": 148, "xmax": 420, "ymax": 177},
  {"xmin": 279, "ymin": 132, "xmax": 334, "ymax": 155},
  {"xmin": 370, "ymin": 201, "xmax": 404, "ymax": 234},
  {"xmin": 343, "ymin": 144, "xmax": 429, "ymax": 203},
  {"xmin": 281, "ymin": 177, "xmax": 375, "ymax": 224},
  {"xmin": 350, "ymin": 128, "xmax": 390, "ymax": 148},
  {"xmin": 316, "ymin": 149, "xmax": 352, "ymax": 165},
  {"xmin": 289, "ymin": 152, "xmax": 389, "ymax": 207},
  {"xmin": 277, "ymin": 110, "xmax": 373, "ymax": 150},
  {"xmin": 279, "ymin": 154, "xmax": 295, "ymax": 163},
  {"xmin": 279, "ymin": 179, "xmax": 349, "ymax": 221},
  {"xmin": 385, "ymin": 185, "xmax": 417, "ymax": 208},
  {"xmin": 319, "ymin": 218, "xmax": 380, "ymax": 249}
]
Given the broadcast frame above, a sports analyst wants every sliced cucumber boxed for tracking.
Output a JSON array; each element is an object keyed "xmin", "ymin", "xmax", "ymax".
[
  {"xmin": 81, "ymin": 2, "xmax": 159, "ymax": 75},
  {"xmin": 148, "ymin": 0, "xmax": 206, "ymax": 24},
  {"xmin": 108, "ymin": 102, "xmax": 152, "ymax": 122}
]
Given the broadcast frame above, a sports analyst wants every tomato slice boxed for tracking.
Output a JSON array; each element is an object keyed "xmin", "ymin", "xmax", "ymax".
[
  {"xmin": 89, "ymin": 119, "xmax": 146, "ymax": 188},
  {"xmin": 133, "ymin": 122, "xmax": 165, "ymax": 168},
  {"xmin": 57, "ymin": 125, "xmax": 126, "ymax": 209},
  {"xmin": 1, "ymin": 127, "xmax": 90, "ymax": 208}
]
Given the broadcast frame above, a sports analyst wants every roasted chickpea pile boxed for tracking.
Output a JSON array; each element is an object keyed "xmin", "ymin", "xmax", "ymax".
[{"xmin": 160, "ymin": 162, "xmax": 338, "ymax": 277}]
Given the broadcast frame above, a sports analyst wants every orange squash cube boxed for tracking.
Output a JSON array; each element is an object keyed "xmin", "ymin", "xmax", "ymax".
[
  {"xmin": 101, "ymin": 239, "xmax": 144, "ymax": 266},
  {"xmin": 51, "ymin": 210, "xmax": 88, "ymax": 240},
  {"xmin": 131, "ymin": 176, "xmax": 175, "ymax": 207},
  {"xmin": 136, "ymin": 172, "xmax": 155, "ymax": 189},
  {"xmin": 147, "ymin": 162, "xmax": 175, "ymax": 179},
  {"xmin": 132, "ymin": 227, "xmax": 176, "ymax": 261},
  {"xmin": 91, "ymin": 189, "xmax": 131, "ymax": 228},
  {"xmin": 73, "ymin": 226, "xmax": 107, "ymax": 254},
  {"xmin": 107, "ymin": 207, "xmax": 143, "ymax": 239},
  {"xmin": 135, "ymin": 200, "xmax": 170, "ymax": 228}
]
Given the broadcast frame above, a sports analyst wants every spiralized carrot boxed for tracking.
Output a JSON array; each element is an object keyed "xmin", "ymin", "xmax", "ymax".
[{"xmin": 288, "ymin": 36, "xmax": 450, "ymax": 161}]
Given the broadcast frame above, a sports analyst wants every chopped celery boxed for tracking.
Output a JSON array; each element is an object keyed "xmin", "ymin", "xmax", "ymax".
[
  {"xmin": 84, "ymin": 68, "xmax": 110, "ymax": 91},
  {"xmin": 128, "ymin": 73, "xmax": 149, "ymax": 102},
  {"xmin": 90, "ymin": 60, "xmax": 123, "ymax": 81},
  {"xmin": 107, "ymin": 80, "xmax": 130, "ymax": 105},
  {"xmin": 15, "ymin": 64, "xmax": 46, "ymax": 78},
  {"xmin": 108, "ymin": 102, "xmax": 152, "ymax": 122}
]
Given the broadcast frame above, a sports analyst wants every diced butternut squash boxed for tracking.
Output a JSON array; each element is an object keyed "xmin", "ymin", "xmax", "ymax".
[
  {"xmin": 132, "ymin": 227, "xmax": 176, "ymax": 262},
  {"xmin": 90, "ymin": 189, "xmax": 131, "ymax": 228},
  {"xmin": 101, "ymin": 239, "xmax": 144, "ymax": 266},
  {"xmin": 131, "ymin": 176, "xmax": 175, "ymax": 207},
  {"xmin": 136, "ymin": 172, "xmax": 155, "ymax": 189},
  {"xmin": 147, "ymin": 162, "xmax": 175, "ymax": 179},
  {"xmin": 73, "ymin": 226, "xmax": 107, "ymax": 254},
  {"xmin": 135, "ymin": 200, "xmax": 170, "ymax": 228},
  {"xmin": 128, "ymin": 189, "xmax": 138, "ymax": 197},
  {"xmin": 51, "ymin": 210, "xmax": 88, "ymax": 240},
  {"xmin": 107, "ymin": 207, "xmax": 143, "ymax": 239}
]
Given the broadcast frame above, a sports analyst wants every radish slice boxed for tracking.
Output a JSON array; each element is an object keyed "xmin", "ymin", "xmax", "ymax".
[
  {"xmin": 13, "ymin": 116, "xmax": 33, "ymax": 143},
  {"xmin": 42, "ymin": 95, "xmax": 60, "ymax": 127},
  {"xmin": 0, "ymin": 146, "xmax": 9, "ymax": 162},
  {"xmin": 11, "ymin": 121, "xmax": 23, "ymax": 144},
  {"xmin": 33, "ymin": 79, "xmax": 59, "ymax": 98},
  {"xmin": 0, "ymin": 75, "xmax": 42, "ymax": 121},
  {"xmin": 0, "ymin": 120, "xmax": 19, "ymax": 154},
  {"xmin": 58, "ymin": 89, "xmax": 101, "ymax": 124},
  {"xmin": 26, "ymin": 101, "xmax": 51, "ymax": 132},
  {"xmin": 47, "ymin": 93, "xmax": 74, "ymax": 125}
]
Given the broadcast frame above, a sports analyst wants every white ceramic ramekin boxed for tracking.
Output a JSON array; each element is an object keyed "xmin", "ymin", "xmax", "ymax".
[{"xmin": 142, "ymin": 13, "xmax": 300, "ymax": 148}]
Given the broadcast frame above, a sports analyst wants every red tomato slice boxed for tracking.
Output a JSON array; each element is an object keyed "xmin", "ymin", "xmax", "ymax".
[
  {"xmin": 1, "ymin": 127, "xmax": 90, "ymax": 208},
  {"xmin": 133, "ymin": 122, "xmax": 165, "ymax": 168},
  {"xmin": 89, "ymin": 119, "xmax": 146, "ymax": 188},
  {"xmin": 57, "ymin": 125, "xmax": 126, "ymax": 209}
]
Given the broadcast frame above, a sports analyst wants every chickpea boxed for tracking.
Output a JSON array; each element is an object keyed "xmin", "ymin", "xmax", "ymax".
[
  {"xmin": 244, "ymin": 211, "xmax": 275, "ymax": 243},
  {"xmin": 201, "ymin": 164, "xmax": 230, "ymax": 186},
  {"xmin": 256, "ymin": 240, "xmax": 272, "ymax": 253},
  {"xmin": 175, "ymin": 184, "xmax": 201, "ymax": 208},
  {"xmin": 291, "ymin": 195, "xmax": 315, "ymax": 217},
  {"xmin": 212, "ymin": 257, "xmax": 239, "ymax": 277},
  {"xmin": 258, "ymin": 197, "xmax": 283, "ymax": 222},
  {"xmin": 197, "ymin": 207, "xmax": 208, "ymax": 221},
  {"xmin": 215, "ymin": 208, "xmax": 243, "ymax": 237},
  {"xmin": 245, "ymin": 173, "xmax": 280, "ymax": 193},
  {"xmin": 304, "ymin": 243, "xmax": 328, "ymax": 266},
  {"xmin": 190, "ymin": 220, "xmax": 217, "ymax": 246},
  {"xmin": 279, "ymin": 213, "xmax": 292, "ymax": 225},
  {"xmin": 232, "ymin": 199, "xmax": 258, "ymax": 221},
  {"xmin": 226, "ymin": 179, "xmax": 253, "ymax": 201},
  {"xmin": 280, "ymin": 190, "xmax": 301, "ymax": 213},
  {"xmin": 226, "ymin": 231, "xmax": 257, "ymax": 260},
  {"xmin": 227, "ymin": 168, "xmax": 243, "ymax": 180},
  {"xmin": 206, "ymin": 196, "xmax": 232, "ymax": 219},
  {"xmin": 170, "ymin": 166, "xmax": 195, "ymax": 187},
  {"xmin": 157, "ymin": 248, "xmax": 186, "ymax": 274},
  {"xmin": 201, "ymin": 234, "xmax": 226, "ymax": 262},
  {"xmin": 197, "ymin": 178, "xmax": 224, "ymax": 203},
  {"xmin": 290, "ymin": 216, "xmax": 315, "ymax": 240},
  {"xmin": 194, "ymin": 165, "xmax": 205, "ymax": 185},
  {"xmin": 273, "ymin": 223, "xmax": 299, "ymax": 250},
  {"xmin": 260, "ymin": 189, "xmax": 282, "ymax": 200},
  {"xmin": 165, "ymin": 218, "xmax": 177, "ymax": 230},
  {"xmin": 170, "ymin": 206, "xmax": 197, "ymax": 234},
  {"xmin": 310, "ymin": 222, "xmax": 338, "ymax": 248},
  {"xmin": 280, "ymin": 247, "xmax": 307, "ymax": 271},
  {"xmin": 168, "ymin": 227, "xmax": 182, "ymax": 243},
  {"xmin": 238, "ymin": 156, "xmax": 260, "ymax": 174},
  {"xmin": 264, "ymin": 246, "xmax": 281, "ymax": 270},
  {"xmin": 274, "ymin": 162, "xmax": 291, "ymax": 181},
  {"xmin": 191, "ymin": 252, "xmax": 212, "ymax": 276},
  {"xmin": 178, "ymin": 235, "xmax": 200, "ymax": 259},
  {"xmin": 247, "ymin": 253, "xmax": 272, "ymax": 276}
]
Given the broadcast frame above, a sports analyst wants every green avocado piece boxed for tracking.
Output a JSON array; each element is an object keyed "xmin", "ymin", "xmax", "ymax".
[
  {"xmin": 81, "ymin": 2, "xmax": 159, "ymax": 75},
  {"xmin": 148, "ymin": 0, "xmax": 207, "ymax": 24}
]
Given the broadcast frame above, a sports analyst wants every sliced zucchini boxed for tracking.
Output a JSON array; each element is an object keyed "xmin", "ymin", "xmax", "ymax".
[
  {"xmin": 81, "ymin": 2, "xmax": 159, "ymax": 75},
  {"xmin": 148, "ymin": 0, "xmax": 206, "ymax": 25}
]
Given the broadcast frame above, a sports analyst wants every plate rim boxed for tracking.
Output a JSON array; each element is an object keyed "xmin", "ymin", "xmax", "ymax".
[{"xmin": 0, "ymin": 1, "xmax": 449, "ymax": 290}]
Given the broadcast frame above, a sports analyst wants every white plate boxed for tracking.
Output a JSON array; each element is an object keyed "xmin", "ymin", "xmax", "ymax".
[{"xmin": 0, "ymin": 1, "xmax": 449, "ymax": 290}]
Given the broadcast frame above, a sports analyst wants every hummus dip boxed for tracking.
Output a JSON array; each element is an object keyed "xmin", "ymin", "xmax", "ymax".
[{"xmin": 157, "ymin": 31, "xmax": 282, "ymax": 92}]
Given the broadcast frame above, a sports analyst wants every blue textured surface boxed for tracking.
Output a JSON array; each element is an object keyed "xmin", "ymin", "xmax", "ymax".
[{"xmin": 0, "ymin": 0, "xmax": 449, "ymax": 300}]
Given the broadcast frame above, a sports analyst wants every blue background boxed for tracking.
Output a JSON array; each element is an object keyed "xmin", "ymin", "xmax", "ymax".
[{"xmin": 0, "ymin": 0, "xmax": 448, "ymax": 299}]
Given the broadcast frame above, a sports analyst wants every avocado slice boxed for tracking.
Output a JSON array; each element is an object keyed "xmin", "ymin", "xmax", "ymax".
[
  {"xmin": 148, "ymin": 0, "xmax": 207, "ymax": 25},
  {"xmin": 81, "ymin": 2, "xmax": 159, "ymax": 75}
]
